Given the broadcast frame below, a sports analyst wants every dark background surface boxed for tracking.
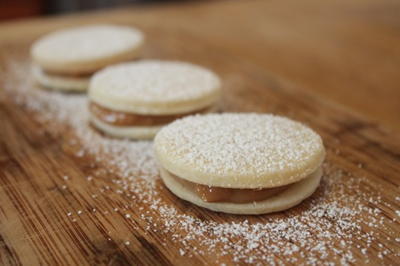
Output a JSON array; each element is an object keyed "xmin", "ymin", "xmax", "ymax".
[{"xmin": 0, "ymin": 0, "xmax": 192, "ymax": 21}]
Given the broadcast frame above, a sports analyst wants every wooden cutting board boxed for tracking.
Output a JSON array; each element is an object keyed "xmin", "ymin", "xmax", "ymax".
[{"xmin": 0, "ymin": 0, "xmax": 399, "ymax": 265}]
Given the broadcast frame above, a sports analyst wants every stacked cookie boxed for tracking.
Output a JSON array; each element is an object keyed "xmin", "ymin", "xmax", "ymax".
[
  {"xmin": 154, "ymin": 114, "xmax": 325, "ymax": 215},
  {"xmin": 30, "ymin": 24, "xmax": 325, "ymax": 215},
  {"xmin": 88, "ymin": 60, "xmax": 221, "ymax": 139},
  {"xmin": 31, "ymin": 25, "xmax": 144, "ymax": 91}
]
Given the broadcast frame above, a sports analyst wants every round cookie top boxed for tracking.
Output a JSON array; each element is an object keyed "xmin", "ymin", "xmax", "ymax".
[
  {"xmin": 154, "ymin": 113, "xmax": 325, "ymax": 188},
  {"xmin": 89, "ymin": 60, "xmax": 221, "ymax": 115},
  {"xmin": 31, "ymin": 24, "xmax": 144, "ymax": 74}
]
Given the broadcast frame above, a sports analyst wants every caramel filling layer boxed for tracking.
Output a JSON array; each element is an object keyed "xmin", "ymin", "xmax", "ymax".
[
  {"xmin": 43, "ymin": 70, "xmax": 93, "ymax": 78},
  {"xmin": 90, "ymin": 102, "xmax": 210, "ymax": 127},
  {"xmin": 169, "ymin": 171, "xmax": 292, "ymax": 203}
]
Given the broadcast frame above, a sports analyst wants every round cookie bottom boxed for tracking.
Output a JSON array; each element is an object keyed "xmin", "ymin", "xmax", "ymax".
[
  {"xmin": 33, "ymin": 66, "xmax": 89, "ymax": 92},
  {"xmin": 90, "ymin": 115, "xmax": 162, "ymax": 140},
  {"xmin": 160, "ymin": 166, "xmax": 322, "ymax": 215}
]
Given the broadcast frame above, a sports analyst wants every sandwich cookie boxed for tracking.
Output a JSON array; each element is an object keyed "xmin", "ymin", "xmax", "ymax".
[
  {"xmin": 31, "ymin": 24, "xmax": 144, "ymax": 91},
  {"xmin": 154, "ymin": 113, "xmax": 325, "ymax": 215},
  {"xmin": 88, "ymin": 60, "xmax": 221, "ymax": 139}
]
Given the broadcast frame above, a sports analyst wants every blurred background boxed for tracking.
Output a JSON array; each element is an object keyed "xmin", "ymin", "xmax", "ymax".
[
  {"xmin": 0, "ymin": 0, "xmax": 191, "ymax": 21},
  {"xmin": 0, "ymin": 0, "xmax": 399, "ymax": 133}
]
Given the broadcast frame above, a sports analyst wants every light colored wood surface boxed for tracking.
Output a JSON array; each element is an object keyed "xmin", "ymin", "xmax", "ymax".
[{"xmin": 0, "ymin": 0, "xmax": 399, "ymax": 265}]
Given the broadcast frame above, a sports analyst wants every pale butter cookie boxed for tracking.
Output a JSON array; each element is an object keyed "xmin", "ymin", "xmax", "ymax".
[
  {"xmin": 154, "ymin": 113, "xmax": 325, "ymax": 215},
  {"xmin": 88, "ymin": 60, "xmax": 221, "ymax": 139},
  {"xmin": 31, "ymin": 24, "xmax": 144, "ymax": 91}
]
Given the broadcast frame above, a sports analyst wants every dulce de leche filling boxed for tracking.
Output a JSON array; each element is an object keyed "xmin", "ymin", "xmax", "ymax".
[
  {"xmin": 43, "ymin": 69, "xmax": 93, "ymax": 78},
  {"xmin": 90, "ymin": 102, "xmax": 211, "ymax": 127},
  {"xmin": 169, "ymin": 171, "xmax": 292, "ymax": 203}
]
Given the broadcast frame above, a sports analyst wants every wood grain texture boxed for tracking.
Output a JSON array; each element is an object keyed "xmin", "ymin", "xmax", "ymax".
[{"xmin": 0, "ymin": 0, "xmax": 400, "ymax": 265}]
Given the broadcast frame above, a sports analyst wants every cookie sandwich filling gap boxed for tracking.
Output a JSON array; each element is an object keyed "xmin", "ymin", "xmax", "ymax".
[
  {"xmin": 163, "ymin": 168, "xmax": 320, "ymax": 203},
  {"xmin": 89, "ymin": 102, "xmax": 214, "ymax": 127}
]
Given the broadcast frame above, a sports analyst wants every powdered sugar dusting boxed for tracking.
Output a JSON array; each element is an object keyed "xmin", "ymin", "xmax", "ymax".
[
  {"xmin": 4, "ymin": 59, "xmax": 158, "ymax": 181},
  {"xmin": 31, "ymin": 25, "xmax": 144, "ymax": 63},
  {"xmin": 1, "ymin": 57, "xmax": 399, "ymax": 265},
  {"xmin": 155, "ymin": 113, "xmax": 324, "ymax": 187},
  {"xmin": 90, "ymin": 60, "xmax": 220, "ymax": 102}
]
